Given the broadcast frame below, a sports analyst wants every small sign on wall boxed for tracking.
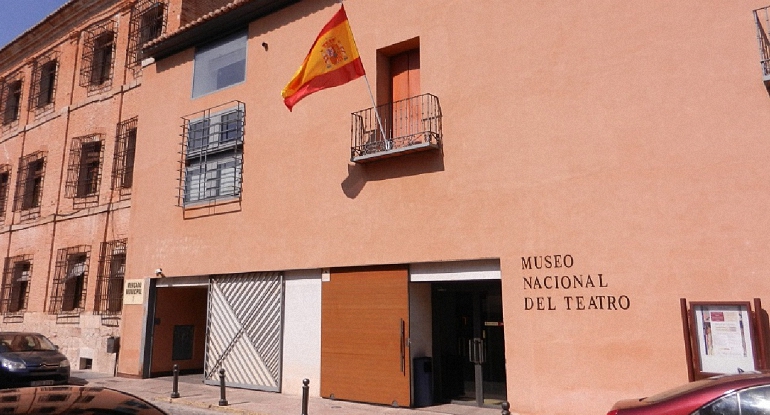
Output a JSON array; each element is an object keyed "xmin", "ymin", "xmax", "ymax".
[
  {"xmin": 681, "ymin": 298, "xmax": 769, "ymax": 381},
  {"xmin": 123, "ymin": 279, "xmax": 145, "ymax": 305}
]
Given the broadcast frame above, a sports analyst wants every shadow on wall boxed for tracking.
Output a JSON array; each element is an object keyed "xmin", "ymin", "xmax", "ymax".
[{"xmin": 341, "ymin": 150, "xmax": 445, "ymax": 199}]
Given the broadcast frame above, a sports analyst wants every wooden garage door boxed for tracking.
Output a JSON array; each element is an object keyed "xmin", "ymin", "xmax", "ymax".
[{"xmin": 321, "ymin": 266, "xmax": 410, "ymax": 407}]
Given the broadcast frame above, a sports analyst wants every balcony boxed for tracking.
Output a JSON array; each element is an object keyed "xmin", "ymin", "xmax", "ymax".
[
  {"xmin": 351, "ymin": 93, "xmax": 442, "ymax": 163},
  {"xmin": 754, "ymin": 6, "xmax": 770, "ymax": 87}
]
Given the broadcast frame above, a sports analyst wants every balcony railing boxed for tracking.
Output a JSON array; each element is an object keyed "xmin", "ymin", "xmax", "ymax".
[
  {"xmin": 351, "ymin": 93, "xmax": 442, "ymax": 163},
  {"xmin": 754, "ymin": 6, "xmax": 770, "ymax": 84}
]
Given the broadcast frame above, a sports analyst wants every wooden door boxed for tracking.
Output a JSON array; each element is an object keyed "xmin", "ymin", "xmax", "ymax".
[
  {"xmin": 390, "ymin": 50, "xmax": 420, "ymax": 146},
  {"xmin": 321, "ymin": 266, "xmax": 411, "ymax": 407}
]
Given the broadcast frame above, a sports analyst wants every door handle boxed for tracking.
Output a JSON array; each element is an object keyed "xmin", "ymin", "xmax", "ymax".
[{"xmin": 400, "ymin": 319, "xmax": 406, "ymax": 374}]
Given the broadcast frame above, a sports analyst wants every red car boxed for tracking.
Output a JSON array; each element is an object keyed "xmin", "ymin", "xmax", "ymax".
[{"xmin": 607, "ymin": 372, "xmax": 770, "ymax": 415}]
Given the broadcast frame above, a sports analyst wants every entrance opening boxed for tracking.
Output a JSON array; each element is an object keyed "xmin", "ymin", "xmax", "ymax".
[
  {"xmin": 149, "ymin": 285, "xmax": 207, "ymax": 376},
  {"xmin": 431, "ymin": 280, "xmax": 506, "ymax": 407}
]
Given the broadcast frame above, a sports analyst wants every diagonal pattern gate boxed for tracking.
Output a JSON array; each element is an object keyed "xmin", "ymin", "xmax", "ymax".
[{"xmin": 205, "ymin": 272, "xmax": 283, "ymax": 391}]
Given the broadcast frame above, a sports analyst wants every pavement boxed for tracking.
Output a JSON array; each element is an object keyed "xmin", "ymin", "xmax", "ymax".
[{"xmin": 71, "ymin": 371, "xmax": 510, "ymax": 415}]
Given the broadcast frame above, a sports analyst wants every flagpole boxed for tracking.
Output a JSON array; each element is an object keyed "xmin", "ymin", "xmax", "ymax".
[
  {"xmin": 361, "ymin": 75, "xmax": 387, "ymax": 144},
  {"xmin": 343, "ymin": 3, "xmax": 388, "ymax": 144}
]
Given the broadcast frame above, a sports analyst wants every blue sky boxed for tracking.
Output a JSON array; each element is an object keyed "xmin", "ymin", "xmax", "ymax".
[{"xmin": 0, "ymin": 0, "xmax": 70, "ymax": 48}]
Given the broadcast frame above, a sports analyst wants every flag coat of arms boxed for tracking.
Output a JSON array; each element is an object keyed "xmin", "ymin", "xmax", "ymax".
[{"xmin": 281, "ymin": 5, "xmax": 365, "ymax": 111}]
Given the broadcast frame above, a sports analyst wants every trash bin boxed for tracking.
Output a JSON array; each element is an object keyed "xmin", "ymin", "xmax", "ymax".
[{"xmin": 413, "ymin": 356, "xmax": 433, "ymax": 407}]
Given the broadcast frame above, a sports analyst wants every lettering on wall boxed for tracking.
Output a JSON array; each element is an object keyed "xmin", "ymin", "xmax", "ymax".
[
  {"xmin": 521, "ymin": 255, "xmax": 630, "ymax": 311},
  {"xmin": 123, "ymin": 279, "xmax": 145, "ymax": 305}
]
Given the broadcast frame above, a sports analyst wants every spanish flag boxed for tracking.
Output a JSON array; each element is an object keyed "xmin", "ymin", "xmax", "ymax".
[{"xmin": 282, "ymin": 5, "xmax": 365, "ymax": 111}]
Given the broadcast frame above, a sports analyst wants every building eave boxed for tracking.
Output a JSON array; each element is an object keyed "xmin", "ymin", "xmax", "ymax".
[{"xmin": 144, "ymin": 0, "xmax": 300, "ymax": 61}]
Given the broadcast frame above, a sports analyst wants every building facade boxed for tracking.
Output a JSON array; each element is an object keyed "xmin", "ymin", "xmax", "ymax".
[
  {"xmin": 3, "ymin": 1, "xmax": 770, "ymax": 415},
  {"xmin": 0, "ymin": 0, "xmax": 240, "ymax": 377}
]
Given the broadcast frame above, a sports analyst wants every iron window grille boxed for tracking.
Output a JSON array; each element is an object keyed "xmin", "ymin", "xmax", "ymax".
[
  {"xmin": 49, "ymin": 246, "xmax": 91, "ymax": 314},
  {"xmin": 0, "ymin": 255, "xmax": 32, "ymax": 315},
  {"xmin": 755, "ymin": 6, "xmax": 770, "ymax": 82},
  {"xmin": 79, "ymin": 20, "xmax": 116, "ymax": 92},
  {"xmin": 65, "ymin": 134, "xmax": 104, "ymax": 208},
  {"xmin": 0, "ymin": 70, "xmax": 24, "ymax": 127},
  {"xmin": 127, "ymin": 0, "xmax": 168, "ymax": 71},
  {"xmin": 94, "ymin": 239, "xmax": 126, "ymax": 315},
  {"xmin": 112, "ymin": 118, "xmax": 137, "ymax": 198},
  {"xmin": 178, "ymin": 101, "xmax": 245, "ymax": 206},
  {"xmin": 13, "ymin": 152, "xmax": 46, "ymax": 220},
  {"xmin": 29, "ymin": 49, "xmax": 60, "ymax": 116},
  {"xmin": 0, "ymin": 165, "xmax": 11, "ymax": 225},
  {"xmin": 351, "ymin": 93, "xmax": 442, "ymax": 162}
]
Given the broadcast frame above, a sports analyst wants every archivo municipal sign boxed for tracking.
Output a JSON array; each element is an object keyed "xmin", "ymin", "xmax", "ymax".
[{"xmin": 123, "ymin": 279, "xmax": 144, "ymax": 305}]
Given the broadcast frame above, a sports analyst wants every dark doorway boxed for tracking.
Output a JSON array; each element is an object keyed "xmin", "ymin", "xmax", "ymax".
[
  {"xmin": 432, "ymin": 281, "xmax": 506, "ymax": 407},
  {"xmin": 149, "ymin": 285, "xmax": 207, "ymax": 376}
]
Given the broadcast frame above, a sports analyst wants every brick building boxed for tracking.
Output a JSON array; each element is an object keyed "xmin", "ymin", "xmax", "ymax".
[{"xmin": 0, "ymin": 0, "xmax": 240, "ymax": 375}]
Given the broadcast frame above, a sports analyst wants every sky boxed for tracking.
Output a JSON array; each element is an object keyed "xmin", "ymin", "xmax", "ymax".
[{"xmin": 0, "ymin": 0, "xmax": 70, "ymax": 49}]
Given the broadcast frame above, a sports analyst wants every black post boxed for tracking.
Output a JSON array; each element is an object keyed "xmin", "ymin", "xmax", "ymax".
[
  {"xmin": 301, "ymin": 378, "xmax": 310, "ymax": 415},
  {"xmin": 501, "ymin": 401, "xmax": 510, "ymax": 415},
  {"xmin": 170, "ymin": 364, "xmax": 180, "ymax": 398},
  {"xmin": 218, "ymin": 368, "xmax": 228, "ymax": 406}
]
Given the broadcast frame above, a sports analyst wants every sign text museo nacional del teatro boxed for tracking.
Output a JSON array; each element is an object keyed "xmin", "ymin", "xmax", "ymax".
[{"xmin": 522, "ymin": 255, "xmax": 630, "ymax": 311}]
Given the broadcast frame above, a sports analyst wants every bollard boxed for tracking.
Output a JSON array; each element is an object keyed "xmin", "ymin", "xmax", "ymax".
[
  {"xmin": 218, "ymin": 368, "xmax": 228, "ymax": 406},
  {"xmin": 301, "ymin": 378, "xmax": 310, "ymax": 415},
  {"xmin": 170, "ymin": 364, "xmax": 180, "ymax": 399},
  {"xmin": 501, "ymin": 401, "xmax": 510, "ymax": 415}
]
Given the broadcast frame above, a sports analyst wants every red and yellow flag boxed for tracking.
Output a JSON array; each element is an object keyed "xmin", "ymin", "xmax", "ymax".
[{"xmin": 281, "ymin": 5, "xmax": 365, "ymax": 111}]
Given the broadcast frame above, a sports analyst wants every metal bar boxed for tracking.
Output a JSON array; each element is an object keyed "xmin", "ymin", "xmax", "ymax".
[{"xmin": 400, "ymin": 319, "xmax": 405, "ymax": 374}]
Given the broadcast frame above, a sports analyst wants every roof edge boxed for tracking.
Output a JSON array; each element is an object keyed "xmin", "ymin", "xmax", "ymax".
[{"xmin": 144, "ymin": 0, "xmax": 300, "ymax": 61}]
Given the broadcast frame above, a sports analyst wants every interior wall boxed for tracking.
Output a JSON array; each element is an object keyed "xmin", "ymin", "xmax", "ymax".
[
  {"xmin": 150, "ymin": 286, "xmax": 208, "ymax": 374},
  {"xmin": 409, "ymin": 282, "xmax": 432, "ymax": 358}
]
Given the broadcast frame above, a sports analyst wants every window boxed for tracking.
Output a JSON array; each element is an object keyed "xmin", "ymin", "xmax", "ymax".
[
  {"xmin": 65, "ymin": 135, "xmax": 104, "ymax": 207},
  {"xmin": 180, "ymin": 102, "xmax": 244, "ymax": 206},
  {"xmin": 49, "ymin": 246, "xmax": 90, "ymax": 314},
  {"xmin": 30, "ymin": 50, "xmax": 59, "ymax": 112},
  {"xmin": 0, "ymin": 165, "xmax": 10, "ymax": 224},
  {"xmin": 0, "ymin": 255, "xmax": 32, "ymax": 314},
  {"xmin": 112, "ymin": 118, "xmax": 137, "ymax": 197},
  {"xmin": 0, "ymin": 74, "xmax": 23, "ymax": 126},
  {"xmin": 127, "ymin": 0, "xmax": 168, "ymax": 69},
  {"xmin": 13, "ymin": 152, "xmax": 46, "ymax": 219},
  {"xmin": 95, "ymin": 239, "xmax": 126, "ymax": 314},
  {"xmin": 80, "ymin": 20, "xmax": 116, "ymax": 91},
  {"xmin": 695, "ymin": 385, "xmax": 770, "ymax": 415},
  {"xmin": 192, "ymin": 30, "xmax": 247, "ymax": 98}
]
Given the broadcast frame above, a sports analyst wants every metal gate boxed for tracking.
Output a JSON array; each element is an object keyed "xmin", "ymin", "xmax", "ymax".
[{"xmin": 204, "ymin": 272, "xmax": 283, "ymax": 391}]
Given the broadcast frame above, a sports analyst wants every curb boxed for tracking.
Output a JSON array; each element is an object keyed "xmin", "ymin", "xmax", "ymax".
[{"xmin": 153, "ymin": 396, "xmax": 271, "ymax": 415}]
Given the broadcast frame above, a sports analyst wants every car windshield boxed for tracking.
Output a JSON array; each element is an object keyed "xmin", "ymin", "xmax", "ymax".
[
  {"xmin": 643, "ymin": 378, "xmax": 717, "ymax": 403},
  {"xmin": 0, "ymin": 334, "xmax": 57, "ymax": 352}
]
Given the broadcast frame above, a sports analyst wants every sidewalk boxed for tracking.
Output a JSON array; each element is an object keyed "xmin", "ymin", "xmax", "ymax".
[{"xmin": 71, "ymin": 371, "xmax": 509, "ymax": 415}]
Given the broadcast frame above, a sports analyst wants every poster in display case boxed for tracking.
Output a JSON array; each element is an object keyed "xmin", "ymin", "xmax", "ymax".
[{"xmin": 681, "ymin": 299, "xmax": 769, "ymax": 381}]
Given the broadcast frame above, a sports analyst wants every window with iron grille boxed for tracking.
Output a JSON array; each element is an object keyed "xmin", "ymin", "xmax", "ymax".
[
  {"xmin": 94, "ymin": 239, "xmax": 125, "ymax": 315},
  {"xmin": 0, "ymin": 71, "xmax": 23, "ymax": 126},
  {"xmin": 0, "ymin": 255, "xmax": 32, "ymax": 315},
  {"xmin": 49, "ymin": 246, "xmax": 90, "ymax": 314},
  {"xmin": 179, "ymin": 102, "xmax": 244, "ymax": 206},
  {"xmin": 29, "ymin": 50, "xmax": 59, "ymax": 114},
  {"xmin": 127, "ymin": 0, "xmax": 168, "ymax": 70},
  {"xmin": 65, "ymin": 135, "xmax": 104, "ymax": 207},
  {"xmin": 0, "ymin": 165, "xmax": 11, "ymax": 224},
  {"xmin": 79, "ymin": 20, "xmax": 116, "ymax": 91},
  {"xmin": 112, "ymin": 118, "xmax": 137, "ymax": 197},
  {"xmin": 13, "ymin": 152, "xmax": 46, "ymax": 219}
]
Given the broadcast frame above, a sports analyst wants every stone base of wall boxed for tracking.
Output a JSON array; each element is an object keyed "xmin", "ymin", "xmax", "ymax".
[{"xmin": 0, "ymin": 312, "xmax": 122, "ymax": 374}]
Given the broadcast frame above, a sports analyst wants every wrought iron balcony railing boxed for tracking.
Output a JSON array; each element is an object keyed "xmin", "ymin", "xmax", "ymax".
[
  {"xmin": 754, "ymin": 6, "xmax": 770, "ymax": 84},
  {"xmin": 351, "ymin": 93, "xmax": 442, "ymax": 163}
]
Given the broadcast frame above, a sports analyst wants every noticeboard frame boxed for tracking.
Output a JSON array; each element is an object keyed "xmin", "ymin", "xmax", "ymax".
[{"xmin": 681, "ymin": 300, "xmax": 765, "ymax": 381}]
